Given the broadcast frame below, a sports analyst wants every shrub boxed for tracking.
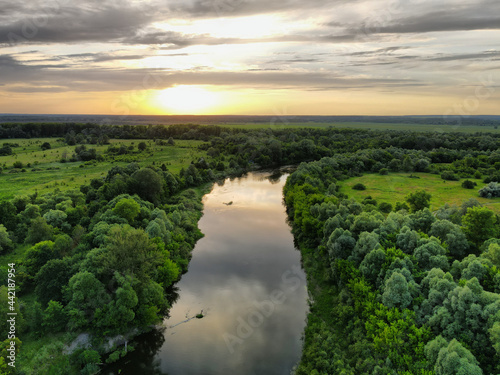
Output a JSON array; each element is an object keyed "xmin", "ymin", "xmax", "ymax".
[
  {"xmin": 379, "ymin": 168, "xmax": 389, "ymax": 175},
  {"xmin": 41, "ymin": 142, "xmax": 51, "ymax": 150},
  {"xmin": 461, "ymin": 180, "xmax": 477, "ymax": 189},
  {"xmin": 352, "ymin": 183, "xmax": 366, "ymax": 191},
  {"xmin": 13, "ymin": 161, "xmax": 23, "ymax": 169},
  {"xmin": 441, "ymin": 170, "xmax": 459, "ymax": 181},
  {"xmin": 378, "ymin": 202, "xmax": 393, "ymax": 213},
  {"xmin": 479, "ymin": 182, "xmax": 500, "ymax": 198}
]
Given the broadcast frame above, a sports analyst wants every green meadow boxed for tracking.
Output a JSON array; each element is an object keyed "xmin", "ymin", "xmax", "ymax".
[
  {"xmin": 0, "ymin": 138, "xmax": 206, "ymax": 201},
  {"xmin": 340, "ymin": 172, "xmax": 500, "ymax": 213}
]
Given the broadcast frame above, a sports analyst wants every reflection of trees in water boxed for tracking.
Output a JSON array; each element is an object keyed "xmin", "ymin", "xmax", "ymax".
[
  {"xmin": 267, "ymin": 172, "xmax": 282, "ymax": 184},
  {"xmin": 166, "ymin": 285, "xmax": 180, "ymax": 308},
  {"xmin": 102, "ymin": 328, "xmax": 168, "ymax": 375}
]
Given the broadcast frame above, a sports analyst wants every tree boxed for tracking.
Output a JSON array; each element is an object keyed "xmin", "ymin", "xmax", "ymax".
[
  {"xmin": 35, "ymin": 259, "xmax": 72, "ymax": 306},
  {"xmin": 382, "ymin": 271, "xmax": 412, "ymax": 309},
  {"xmin": 405, "ymin": 190, "xmax": 431, "ymax": 212},
  {"xmin": 396, "ymin": 226, "xmax": 420, "ymax": 254},
  {"xmin": 414, "ymin": 240, "xmax": 448, "ymax": 271},
  {"xmin": 482, "ymin": 243, "xmax": 500, "ymax": 267},
  {"xmin": 0, "ymin": 201, "xmax": 17, "ymax": 232},
  {"xmin": 434, "ymin": 339, "xmax": 482, "ymax": 375},
  {"xmin": 24, "ymin": 241, "xmax": 59, "ymax": 278},
  {"xmin": 461, "ymin": 206, "xmax": 497, "ymax": 248},
  {"xmin": 43, "ymin": 209, "xmax": 68, "ymax": 228},
  {"xmin": 129, "ymin": 168, "xmax": 163, "ymax": 204},
  {"xmin": 25, "ymin": 217, "xmax": 54, "ymax": 244},
  {"xmin": 66, "ymin": 271, "xmax": 109, "ymax": 330},
  {"xmin": 112, "ymin": 198, "xmax": 140, "ymax": 223},
  {"xmin": 429, "ymin": 220, "xmax": 469, "ymax": 259},
  {"xmin": 104, "ymin": 225, "xmax": 165, "ymax": 282},
  {"xmin": 352, "ymin": 183, "xmax": 366, "ymax": 191},
  {"xmin": 327, "ymin": 229, "xmax": 356, "ymax": 261},
  {"xmin": 462, "ymin": 180, "xmax": 477, "ymax": 189},
  {"xmin": 348, "ymin": 231, "xmax": 380, "ymax": 266},
  {"xmin": 43, "ymin": 301, "xmax": 68, "ymax": 332},
  {"xmin": 40, "ymin": 142, "xmax": 51, "ymax": 150},
  {"xmin": 402, "ymin": 155, "xmax": 414, "ymax": 172},
  {"xmin": 138, "ymin": 142, "xmax": 147, "ymax": 151},
  {"xmin": 378, "ymin": 202, "xmax": 392, "ymax": 213},
  {"xmin": 0, "ymin": 224, "xmax": 13, "ymax": 254}
]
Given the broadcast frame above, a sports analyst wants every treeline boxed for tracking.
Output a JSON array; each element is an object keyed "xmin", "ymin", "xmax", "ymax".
[{"xmin": 283, "ymin": 149, "xmax": 500, "ymax": 374}]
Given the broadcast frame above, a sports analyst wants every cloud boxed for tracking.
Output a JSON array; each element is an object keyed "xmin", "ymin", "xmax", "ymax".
[
  {"xmin": 0, "ymin": 1, "xmax": 154, "ymax": 45},
  {"xmin": 426, "ymin": 50, "xmax": 500, "ymax": 62},
  {"xmin": 0, "ymin": 54, "xmax": 424, "ymax": 93}
]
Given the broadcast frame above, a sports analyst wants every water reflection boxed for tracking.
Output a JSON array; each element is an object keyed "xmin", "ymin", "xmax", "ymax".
[{"xmin": 103, "ymin": 171, "xmax": 308, "ymax": 375}]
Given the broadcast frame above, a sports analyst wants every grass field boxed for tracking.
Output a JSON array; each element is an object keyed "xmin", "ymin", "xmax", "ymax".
[
  {"xmin": 0, "ymin": 138, "xmax": 207, "ymax": 201},
  {"xmin": 340, "ymin": 172, "xmax": 500, "ymax": 213},
  {"xmin": 218, "ymin": 122, "xmax": 500, "ymax": 133}
]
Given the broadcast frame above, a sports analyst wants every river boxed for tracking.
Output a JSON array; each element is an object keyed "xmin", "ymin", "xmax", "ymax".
[{"xmin": 103, "ymin": 170, "xmax": 308, "ymax": 375}]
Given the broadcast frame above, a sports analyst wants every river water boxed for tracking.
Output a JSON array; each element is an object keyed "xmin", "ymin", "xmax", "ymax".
[{"xmin": 103, "ymin": 170, "xmax": 308, "ymax": 375}]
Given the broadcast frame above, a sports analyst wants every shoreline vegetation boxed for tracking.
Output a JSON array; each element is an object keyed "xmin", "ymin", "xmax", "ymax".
[{"xmin": 1, "ymin": 122, "xmax": 499, "ymax": 374}]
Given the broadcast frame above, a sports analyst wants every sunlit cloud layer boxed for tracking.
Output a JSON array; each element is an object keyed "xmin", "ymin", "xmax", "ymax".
[{"xmin": 0, "ymin": 0, "xmax": 499, "ymax": 115}]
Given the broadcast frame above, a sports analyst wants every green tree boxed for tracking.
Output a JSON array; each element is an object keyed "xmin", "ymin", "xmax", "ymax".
[
  {"xmin": 43, "ymin": 209, "xmax": 68, "ymax": 228},
  {"xmin": 65, "ymin": 271, "xmax": 109, "ymax": 330},
  {"xmin": 25, "ymin": 217, "xmax": 54, "ymax": 245},
  {"xmin": 405, "ymin": 190, "xmax": 431, "ymax": 212},
  {"xmin": 434, "ymin": 339, "xmax": 482, "ymax": 375},
  {"xmin": 24, "ymin": 241, "xmax": 60, "ymax": 278},
  {"xmin": 43, "ymin": 301, "xmax": 68, "ymax": 332},
  {"xmin": 112, "ymin": 198, "xmax": 141, "ymax": 223},
  {"xmin": 382, "ymin": 271, "xmax": 412, "ymax": 309},
  {"xmin": 462, "ymin": 206, "xmax": 497, "ymax": 248},
  {"xmin": 129, "ymin": 168, "xmax": 163, "ymax": 204},
  {"xmin": 0, "ymin": 224, "xmax": 13, "ymax": 254},
  {"xmin": 35, "ymin": 258, "xmax": 72, "ymax": 306},
  {"xmin": 105, "ymin": 225, "xmax": 165, "ymax": 282},
  {"xmin": 483, "ymin": 243, "xmax": 500, "ymax": 267}
]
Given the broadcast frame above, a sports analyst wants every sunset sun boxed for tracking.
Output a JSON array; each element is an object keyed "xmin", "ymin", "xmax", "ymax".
[{"xmin": 154, "ymin": 86, "xmax": 219, "ymax": 114}]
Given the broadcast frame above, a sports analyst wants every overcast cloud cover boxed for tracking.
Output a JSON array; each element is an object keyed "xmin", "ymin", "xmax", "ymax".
[{"xmin": 0, "ymin": 0, "xmax": 498, "ymax": 114}]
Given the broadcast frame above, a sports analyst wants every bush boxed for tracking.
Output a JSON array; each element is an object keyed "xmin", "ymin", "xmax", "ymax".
[
  {"xmin": 13, "ymin": 161, "xmax": 23, "ymax": 169},
  {"xmin": 461, "ymin": 180, "xmax": 477, "ymax": 189},
  {"xmin": 379, "ymin": 168, "xmax": 389, "ymax": 175},
  {"xmin": 41, "ymin": 142, "xmax": 51, "ymax": 150},
  {"xmin": 352, "ymin": 183, "xmax": 366, "ymax": 191},
  {"xmin": 479, "ymin": 182, "xmax": 500, "ymax": 198},
  {"xmin": 394, "ymin": 202, "xmax": 410, "ymax": 211},
  {"xmin": 441, "ymin": 170, "xmax": 459, "ymax": 181},
  {"xmin": 378, "ymin": 202, "xmax": 393, "ymax": 213}
]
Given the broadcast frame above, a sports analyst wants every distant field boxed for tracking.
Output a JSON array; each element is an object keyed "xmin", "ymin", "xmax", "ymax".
[
  {"xmin": 0, "ymin": 138, "xmax": 206, "ymax": 200},
  {"xmin": 219, "ymin": 122, "xmax": 500, "ymax": 133},
  {"xmin": 340, "ymin": 172, "xmax": 500, "ymax": 213}
]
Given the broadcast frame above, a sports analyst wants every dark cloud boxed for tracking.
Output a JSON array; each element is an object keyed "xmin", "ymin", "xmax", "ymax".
[
  {"xmin": 0, "ymin": 1, "xmax": 153, "ymax": 45},
  {"xmin": 166, "ymin": 0, "xmax": 343, "ymax": 18}
]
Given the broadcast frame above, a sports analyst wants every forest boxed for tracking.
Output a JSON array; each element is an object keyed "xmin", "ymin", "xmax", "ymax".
[{"xmin": 0, "ymin": 122, "xmax": 500, "ymax": 374}]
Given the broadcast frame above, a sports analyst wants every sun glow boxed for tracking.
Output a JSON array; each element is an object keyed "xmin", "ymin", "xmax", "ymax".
[{"xmin": 154, "ymin": 86, "xmax": 219, "ymax": 114}]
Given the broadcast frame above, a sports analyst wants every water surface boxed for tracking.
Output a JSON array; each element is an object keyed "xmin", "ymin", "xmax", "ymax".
[{"xmin": 104, "ymin": 170, "xmax": 308, "ymax": 375}]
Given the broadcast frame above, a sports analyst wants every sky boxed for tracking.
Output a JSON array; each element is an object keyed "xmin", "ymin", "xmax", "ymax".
[{"xmin": 0, "ymin": 0, "xmax": 499, "ymax": 115}]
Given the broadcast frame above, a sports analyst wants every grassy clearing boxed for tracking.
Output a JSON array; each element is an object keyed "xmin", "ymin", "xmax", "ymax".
[
  {"xmin": 0, "ymin": 138, "xmax": 207, "ymax": 201},
  {"xmin": 218, "ymin": 122, "xmax": 500, "ymax": 133},
  {"xmin": 340, "ymin": 172, "xmax": 500, "ymax": 213}
]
